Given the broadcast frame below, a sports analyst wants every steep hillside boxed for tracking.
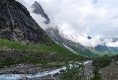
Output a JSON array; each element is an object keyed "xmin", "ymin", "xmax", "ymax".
[
  {"xmin": 31, "ymin": 1, "xmax": 118, "ymax": 58},
  {"xmin": 0, "ymin": 38, "xmax": 88, "ymax": 68},
  {"xmin": 46, "ymin": 27, "xmax": 118, "ymax": 58},
  {"xmin": 46, "ymin": 27, "xmax": 102, "ymax": 58},
  {"xmin": 0, "ymin": 0, "xmax": 88, "ymax": 68},
  {"xmin": 30, "ymin": 2, "xmax": 101, "ymax": 58},
  {"xmin": 95, "ymin": 44, "xmax": 118, "ymax": 56},
  {"xmin": 0, "ymin": 0, "xmax": 52, "ymax": 45}
]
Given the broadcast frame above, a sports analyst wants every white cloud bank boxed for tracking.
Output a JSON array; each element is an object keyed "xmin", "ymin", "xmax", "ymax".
[{"xmin": 17, "ymin": 0, "xmax": 118, "ymax": 47}]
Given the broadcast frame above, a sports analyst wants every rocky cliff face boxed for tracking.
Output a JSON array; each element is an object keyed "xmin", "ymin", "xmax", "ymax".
[
  {"xmin": 112, "ymin": 37, "xmax": 118, "ymax": 42},
  {"xmin": 0, "ymin": 0, "xmax": 52, "ymax": 45},
  {"xmin": 32, "ymin": 1, "xmax": 50, "ymax": 24}
]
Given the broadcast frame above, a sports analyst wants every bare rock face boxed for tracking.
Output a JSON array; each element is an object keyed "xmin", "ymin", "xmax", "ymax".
[
  {"xmin": 0, "ymin": 0, "xmax": 52, "ymax": 45},
  {"xmin": 31, "ymin": 1, "xmax": 50, "ymax": 24}
]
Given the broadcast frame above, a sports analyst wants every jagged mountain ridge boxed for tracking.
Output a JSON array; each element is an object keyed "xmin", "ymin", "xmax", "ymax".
[
  {"xmin": 46, "ymin": 27, "xmax": 101, "ymax": 58},
  {"xmin": 0, "ymin": 0, "xmax": 52, "ymax": 45},
  {"xmin": 32, "ymin": 1, "xmax": 50, "ymax": 24},
  {"xmin": 46, "ymin": 27, "xmax": 118, "ymax": 57},
  {"xmin": 31, "ymin": 1, "xmax": 118, "ymax": 57},
  {"xmin": 30, "ymin": 1, "xmax": 100, "ymax": 58}
]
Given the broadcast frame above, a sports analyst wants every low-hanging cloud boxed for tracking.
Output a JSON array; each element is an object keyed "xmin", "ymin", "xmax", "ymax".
[{"xmin": 17, "ymin": 0, "xmax": 118, "ymax": 47}]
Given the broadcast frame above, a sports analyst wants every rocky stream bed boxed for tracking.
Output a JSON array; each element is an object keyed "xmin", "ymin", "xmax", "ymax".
[{"xmin": 0, "ymin": 61, "xmax": 93, "ymax": 80}]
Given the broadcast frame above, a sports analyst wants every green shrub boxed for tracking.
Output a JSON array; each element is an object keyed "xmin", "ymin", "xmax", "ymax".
[
  {"xmin": 92, "ymin": 55, "xmax": 111, "ymax": 68},
  {"xmin": 112, "ymin": 54, "xmax": 118, "ymax": 61},
  {"xmin": 90, "ymin": 55, "xmax": 111, "ymax": 80},
  {"xmin": 59, "ymin": 62, "xmax": 85, "ymax": 80},
  {"xmin": 89, "ymin": 67, "xmax": 103, "ymax": 80},
  {"xmin": 0, "ymin": 57, "xmax": 13, "ymax": 67}
]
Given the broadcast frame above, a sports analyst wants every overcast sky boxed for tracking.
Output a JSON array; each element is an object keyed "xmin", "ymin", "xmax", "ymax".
[{"xmin": 17, "ymin": 0, "xmax": 118, "ymax": 47}]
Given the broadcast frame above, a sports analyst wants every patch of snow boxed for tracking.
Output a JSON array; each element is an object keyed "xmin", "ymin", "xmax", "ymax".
[
  {"xmin": 82, "ymin": 48, "xmax": 85, "ymax": 52},
  {"xmin": 64, "ymin": 45, "xmax": 76, "ymax": 53}
]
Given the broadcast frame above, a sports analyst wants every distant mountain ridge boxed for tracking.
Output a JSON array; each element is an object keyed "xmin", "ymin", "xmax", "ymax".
[
  {"xmin": 112, "ymin": 37, "xmax": 118, "ymax": 42},
  {"xmin": 46, "ymin": 27, "xmax": 101, "ymax": 58},
  {"xmin": 31, "ymin": 1, "xmax": 118, "ymax": 58}
]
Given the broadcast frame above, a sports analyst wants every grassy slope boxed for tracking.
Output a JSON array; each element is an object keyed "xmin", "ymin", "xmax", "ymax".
[
  {"xmin": 0, "ymin": 38, "xmax": 89, "ymax": 67},
  {"xmin": 66, "ymin": 43, "xmax": 101, "ymax": 58},
  {"xmin": 88, "ymin": 48, "xmax": 107, "ymax": 56},
  {"xmin": 88, "ymin": 47, "xmax": 118, "ymax": 57}
]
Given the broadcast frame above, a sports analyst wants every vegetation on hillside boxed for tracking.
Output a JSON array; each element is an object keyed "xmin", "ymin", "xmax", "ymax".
[
  {"xmin": 92, "ymin": 55, "xmax": 112, "ymax": 68},
  {"xmin": 1, "ymin": 38, "xmax": 118, "ymax": 79},
  {"xmin": 58, "ymin": 54, "xmax": 114, "ymax": 80},
  {"xmin": 89, "ymin": 66, "xmax": 103, "ymax": 80},
  {"xmin": 90, "ymin": 55, "xmax": 112, "ymax": 80},
  {"xmin": 0, "ymin": 38, "xmax": 88, "ymax": 67}
]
